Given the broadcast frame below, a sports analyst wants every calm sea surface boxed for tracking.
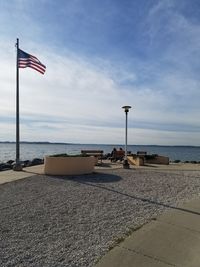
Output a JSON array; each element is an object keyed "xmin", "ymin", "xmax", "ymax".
[{"xmin": 1, "ymin": 143, "xmax": 200, "ymax": 162}]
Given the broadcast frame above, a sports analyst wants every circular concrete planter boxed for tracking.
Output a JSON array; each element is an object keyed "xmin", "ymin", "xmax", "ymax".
[{"xmin": 44, "ymin": 155, "xmax": 95, "ymax": 175}]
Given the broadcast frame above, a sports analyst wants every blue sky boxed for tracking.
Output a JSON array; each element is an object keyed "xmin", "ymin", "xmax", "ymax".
[{"xmin": 0, "ymin": 0, "xmax": 200, "ymax": 145}]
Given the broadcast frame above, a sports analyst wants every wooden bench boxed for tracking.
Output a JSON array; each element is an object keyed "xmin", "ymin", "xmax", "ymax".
[
  {"xmin": 137, "ymin": 151, "xmax": 147, "ymax": 156},
  {"xmin": 81, "ymin": 150, "xmax": 104, "ymax": 164}
]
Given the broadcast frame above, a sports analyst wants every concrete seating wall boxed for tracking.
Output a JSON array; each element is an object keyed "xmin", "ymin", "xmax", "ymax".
[{"xmin": 127, "ymin": 154, "xmax": 169, "ymax": 166}]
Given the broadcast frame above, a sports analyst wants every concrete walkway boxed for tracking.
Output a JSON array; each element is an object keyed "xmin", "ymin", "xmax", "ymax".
[
  {"xmin": 0, "ymin": 164, "xmax": 44, "ymax": 185},
  {"xmin": 95, "ymin": 198, "xmax": 200, "ymax": 267}
]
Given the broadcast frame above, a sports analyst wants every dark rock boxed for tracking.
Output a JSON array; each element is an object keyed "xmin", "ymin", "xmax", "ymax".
[
  {"xmin": 174, "ymin": 160, "xmax": 181, "ymax": 163},
  {"xmin": 22, "ymin": 160, "xmax": 32, "ymax": 167},
  {"xmin": 7, "ymin": 160, "xmax": 14, "ymax": 165},
  {"xmin": 31, "ymin": 158, "xmax": 44, "ymax": 166},
  {"xmin": 0, "ymin": 158, "xmax": 44, "ymax": 171},
  {"xmin": 0, "ymin": 163, "xmax": 12, "ymax": 171}
]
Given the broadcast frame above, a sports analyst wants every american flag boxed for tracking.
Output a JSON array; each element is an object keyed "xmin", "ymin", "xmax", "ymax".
[{"xmin": 18, "ymin": 48, "xmax": 46, "ymax": 74}]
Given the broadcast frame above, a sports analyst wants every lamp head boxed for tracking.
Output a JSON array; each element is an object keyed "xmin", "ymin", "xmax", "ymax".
[{"xmin": 122, "ymin": 106, "xmax": 132, "ymax": 112}]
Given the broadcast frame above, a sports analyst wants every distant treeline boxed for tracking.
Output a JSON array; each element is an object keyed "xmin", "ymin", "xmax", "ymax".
[{"xmin": 0, "ymin": 141, "xmax": 71, "ymax": 145}]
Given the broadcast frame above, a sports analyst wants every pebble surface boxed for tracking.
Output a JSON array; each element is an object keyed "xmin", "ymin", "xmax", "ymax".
[{"xmin": 0, "ymin": 168, "xmax": 200, "ymax": 267}]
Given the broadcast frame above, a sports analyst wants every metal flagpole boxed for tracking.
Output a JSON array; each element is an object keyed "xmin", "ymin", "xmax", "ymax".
[{"xmin": 13, "ymin": 38, "xmax": 22, "ymax": 171}]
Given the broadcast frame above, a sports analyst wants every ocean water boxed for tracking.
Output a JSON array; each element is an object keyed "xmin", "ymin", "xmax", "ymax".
[{"xmin": 1, "ymin": 143, "xmax": 200, "ymax": 163}]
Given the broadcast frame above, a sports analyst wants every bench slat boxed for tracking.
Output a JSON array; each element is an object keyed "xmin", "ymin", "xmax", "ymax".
[{"xmin": 81, "ymin": 150, "xmax": 103, "ymax": 154}]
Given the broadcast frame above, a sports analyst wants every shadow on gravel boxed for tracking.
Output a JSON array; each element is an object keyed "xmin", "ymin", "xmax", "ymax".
[
  {"xmin": 71, "ymin": 180, "xmax": 200, "ymax": 217},
  {"xmin": 48, "ymin": 173, "xmax": 200, "ymax": 216},
  {"xmin": 54, "ymin": 172, "xmax": 122, "ymax": 183},
  {"xmin": 96, "ymin": 162, "xmax": 113, "ymax": 168},
  {"xmin": 143, "ymin": 164, "xmax": 158, "ymax": 168}
]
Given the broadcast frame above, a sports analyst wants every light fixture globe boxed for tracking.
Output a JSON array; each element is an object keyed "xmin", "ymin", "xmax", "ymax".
[{"xmin": 122, "ymin": 106, "xmax": 132, "ymax": 112}]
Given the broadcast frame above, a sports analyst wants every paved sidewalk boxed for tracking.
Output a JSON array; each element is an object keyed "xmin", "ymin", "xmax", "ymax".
[
  {"xmin": 0, "ymin": 164, "xmax": 44, "ymax": 185},
  {"xmin": 95, "ymin": 198, "xmax": 200, "ymax": 267}
]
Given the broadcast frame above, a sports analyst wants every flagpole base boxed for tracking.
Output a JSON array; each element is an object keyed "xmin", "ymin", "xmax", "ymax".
[{"xmin": 13, "ymin": 163, "xmax": 23, "ymax": 171}]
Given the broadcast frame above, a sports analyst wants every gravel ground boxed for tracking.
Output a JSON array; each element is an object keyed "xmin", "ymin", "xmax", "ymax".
[{"xmin": 0, "ymin": 168, "xmax": 200, "ymax": 267}]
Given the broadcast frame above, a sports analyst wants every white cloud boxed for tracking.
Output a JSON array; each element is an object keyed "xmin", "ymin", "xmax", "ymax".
[
  {"xmin": 1, "ymin": 1, "xmax": 200, "ymax": 145},
  {"xmin": 132, "ymin": 127, "xmax": 200, "ymax": 146},
  {"xmin": 1, "ymin": 41, "xmax": 200, "ymax": 145}
]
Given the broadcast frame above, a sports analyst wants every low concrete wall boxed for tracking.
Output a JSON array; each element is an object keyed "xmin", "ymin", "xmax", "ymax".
[
  {"xmin": 128, "ymin": 155, "xmax": 169, "ymax": 166},
  {"xmin": 127, "ymin": 155, "xmax": 144, "ymax": 166},
  {"xmin": 44, "ymin": 156, "xmax": 95, "ymax": 175},
  {"xmin": 145, "ymin": 155, "xmax": 169, "ymax": 165}
]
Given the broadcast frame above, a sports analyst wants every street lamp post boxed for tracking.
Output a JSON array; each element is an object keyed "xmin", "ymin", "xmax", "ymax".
[{"xmin": 122, "ymin": 105, "xmax": 131, "ymax": 169}]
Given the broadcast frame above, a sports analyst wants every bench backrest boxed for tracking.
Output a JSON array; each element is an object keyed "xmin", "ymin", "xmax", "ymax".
[
  {"xmin": 81, "ymin": 150, "xmax": 103, "ymax": 154},
  {"xmin": 137, "ymin": 151, "xmax": 147, "ymax": 155}
]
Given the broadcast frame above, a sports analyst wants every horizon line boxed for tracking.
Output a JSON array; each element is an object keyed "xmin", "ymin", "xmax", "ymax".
[{"xmin": 0, "ymin": 141, "xmax": 200, "ymax": 148}]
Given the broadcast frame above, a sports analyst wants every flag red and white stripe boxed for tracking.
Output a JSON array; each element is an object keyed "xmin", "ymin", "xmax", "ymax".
[{"xmin": 18, "ymin": 48, "xmax": 46, "ymax": 74}]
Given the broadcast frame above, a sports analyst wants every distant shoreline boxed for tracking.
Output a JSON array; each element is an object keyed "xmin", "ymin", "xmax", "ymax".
[
  {"xmin": 0, "ymin": 141, "xmax": 71, "ymax": 145},
  {"xmin": 0, "ymin": 141, "xmax": 200, "ymax": 148}
]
